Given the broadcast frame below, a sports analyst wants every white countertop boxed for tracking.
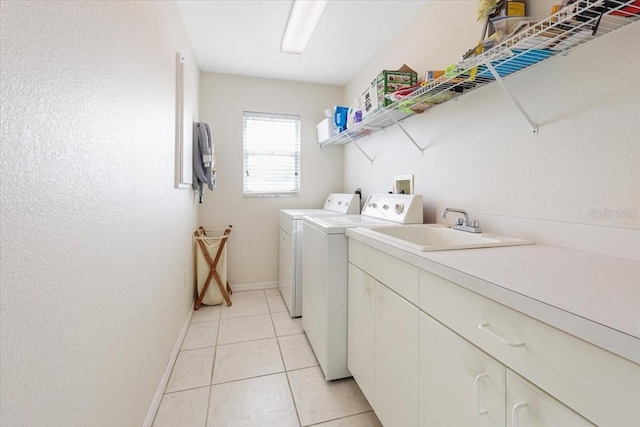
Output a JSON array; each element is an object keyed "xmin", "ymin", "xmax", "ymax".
[{"xmin": 346, "ymin": 228, "xmax": 640, "ymax": 364}]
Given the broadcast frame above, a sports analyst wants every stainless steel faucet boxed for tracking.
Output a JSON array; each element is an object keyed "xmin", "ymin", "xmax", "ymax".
[{"xmin": 442, "ymin": 208, "xmax": 482, "ymax": 233}]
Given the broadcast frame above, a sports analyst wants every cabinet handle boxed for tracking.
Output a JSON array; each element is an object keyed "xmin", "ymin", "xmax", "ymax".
[
  {"xmin": 511, "ymin": 401, "xmax": 528, "ymax": 427},
  {"xmin": 374, "ymin": 293, "xmax": 381, "ymax": 317},
  {"xmin": 364, "ymin": 286, "xmax": 372, "ymax": 308},
  {"xmin": 474, "ymin": 373, "xmax": 488, "ymax": 416},
  {"xmin": 478, "ymin": 323, "xmax": 525, "ymax": 347}
]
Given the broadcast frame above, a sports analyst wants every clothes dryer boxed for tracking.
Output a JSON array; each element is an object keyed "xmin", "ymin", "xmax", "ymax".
[{"xmin": 279, "ymin": 193, "xmax": 360, "ymax": 317}]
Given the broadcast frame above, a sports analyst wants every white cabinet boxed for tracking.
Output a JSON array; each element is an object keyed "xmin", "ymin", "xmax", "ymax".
[
  {"xmin": 420, "ymin": 312, "xmax": 595, "ymax": 427},
  {"xmin": 374, "ymin": 280, "xmax": 419, "ymax": 427},
  {"xmin": 347, "ymin": 263, "xmax": 419, "ymax": 427},
  {"xmin": 419, "ymin": 269, "xmax": 640, "ymax": 427},
  {"xmin": 347, "ymin": 237, "xmax": 639, "ymax": 426},
  {"xmin": 506, "ymin": 371, "xmax": 594, "ymax": 427},
  {"xmin": 347, "ymin": 264, "xmax": 375, "ymax": 404},
  {"xmin": 420, "ymin": 312, "xmax": 505, "ymax": 427}
]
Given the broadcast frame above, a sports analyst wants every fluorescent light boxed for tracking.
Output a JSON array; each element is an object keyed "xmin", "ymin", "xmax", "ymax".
[{"xmin": 281, "ymin": 0, "xmax": 328, "ymax": 54}]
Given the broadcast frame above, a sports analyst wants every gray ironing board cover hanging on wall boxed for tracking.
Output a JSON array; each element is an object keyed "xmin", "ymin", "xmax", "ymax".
[{"xmin": 192, "ymin": 121, "xmax": 216, "ymax": 203}]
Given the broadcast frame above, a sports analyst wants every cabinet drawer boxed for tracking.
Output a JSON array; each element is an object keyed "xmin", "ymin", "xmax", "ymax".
[
  {"xmin": 419, "ymin": 269, "xmax": 640, "ymax": 427},
  {"xmin": 349, "ymin": 239, "xmax": 419, "ymax": 305}
]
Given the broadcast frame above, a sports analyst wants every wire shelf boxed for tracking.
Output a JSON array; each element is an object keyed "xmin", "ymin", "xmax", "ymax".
[{"xmin": 320, "ymin": 0, "xmax": 639, "ymax": 148}]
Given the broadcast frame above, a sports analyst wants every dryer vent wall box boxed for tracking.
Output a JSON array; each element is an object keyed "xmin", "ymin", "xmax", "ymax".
[
  {"xmin": 394, "ymin": 174, "xmax": 414, "ymax": 194},
  {"xmin": 279, "ymin": 193, "xmax": 360, "ymax": 318}
]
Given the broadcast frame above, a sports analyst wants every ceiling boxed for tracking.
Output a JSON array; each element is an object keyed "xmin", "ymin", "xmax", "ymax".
[{"xmin": 176, "ymin": 0, "xmax": 429, "ymax": 86}]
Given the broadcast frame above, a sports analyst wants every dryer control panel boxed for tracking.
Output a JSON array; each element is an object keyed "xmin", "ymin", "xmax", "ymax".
[{"xmin": 323, "ymin": 193, "xmax": 361, "ymax": 214}]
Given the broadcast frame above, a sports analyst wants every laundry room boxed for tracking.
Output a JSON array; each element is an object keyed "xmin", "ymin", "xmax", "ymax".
[{"xmin": 1, "ymin": 1, "xmax": 638, "ymax": 427}]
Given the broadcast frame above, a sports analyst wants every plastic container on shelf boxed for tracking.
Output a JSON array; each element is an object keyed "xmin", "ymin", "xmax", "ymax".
[
  {"xmin": 333, "ymin": 106, "xmax": 348, "ymax": 132},
  {"xmin": 347, "ymin": 99, "xmax": 363, "ymax": 130}
]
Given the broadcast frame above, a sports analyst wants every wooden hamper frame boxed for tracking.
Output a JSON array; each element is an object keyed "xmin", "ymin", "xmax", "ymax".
[{"xmin": 193, "ymin": 225, "xmax": 233, "ymax": 309}]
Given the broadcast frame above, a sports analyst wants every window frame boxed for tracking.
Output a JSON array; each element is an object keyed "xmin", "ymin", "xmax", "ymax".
[{"xmin": 242, "ymin": 111, "xmax": 301, "ymax": 197}]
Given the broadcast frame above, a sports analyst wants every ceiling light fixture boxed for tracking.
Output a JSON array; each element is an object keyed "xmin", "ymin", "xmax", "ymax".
[{"xmin": 281, "ymin": 0, "xmax": 328, "ymax": 54}]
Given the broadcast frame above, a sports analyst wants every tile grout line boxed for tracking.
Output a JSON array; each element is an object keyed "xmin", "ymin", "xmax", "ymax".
[
  {"xmin": 271, "ymin": 310, "xmax": 304, "ymax": 427},
  {"xmin": 208, "ymin": 291, "xmax": 270, "ymax": 426},
  {"xmin": 210, "ymin": 368, "xmax": 288, "ymax": 387},
  {"xmin": 204, "ymin": 298, "xmax": 223, "ymax": 427},
  {"xmin": 180, "ymin": 318, "xmax": 220, "ymax": 352},
  {"xmin": 209, "ymin": 292, "xmax": 245, "ymax": 425},
  {"xmin": 217, "ymin": 335, "xmax": 278, "ymax": 348},
  {"xmin": 161, "ymin": 384, "xmax": 211, "ymax": 396},
  {"xmin": 153, "ymin": 305, "xmax": 211, "ymax": 426},
  {"xmin": 193, "ymin": 292, "xmax": 312, "ymax": 426},
  {"xmin": 159, "ymin": 292, "xmax": 376, "ymax": 426},
  {"xmin": 304, "ymin": 410, "xmax": 377, "ymax": 427},
  {"xmin": 158, "ymin": 311, "xmax": 194, "ymax": 395},
  {"xmin": 219, "ymin": 310, "xmax": 277, "ymax": 320},
  {"xmin": 216, "ymin": 312, "xmax": 302, "ymax": 346},
  {"xmin": 199, "ymin": 361, "xmax": 321, "ymax": 389}
]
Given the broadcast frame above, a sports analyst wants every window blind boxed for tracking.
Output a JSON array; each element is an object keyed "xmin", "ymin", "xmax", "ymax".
[{"xmin": 243, "ymin": 111, "xmax": 301, "ymax": 196}]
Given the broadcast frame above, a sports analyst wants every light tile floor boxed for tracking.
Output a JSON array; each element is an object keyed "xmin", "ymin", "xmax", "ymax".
[{"xmin": 152, "ymin": 290, "xmax": 383, "ymax": 427}]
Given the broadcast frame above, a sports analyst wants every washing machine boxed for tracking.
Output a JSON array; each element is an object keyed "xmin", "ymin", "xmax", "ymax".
[
  {"xmin": 279, "ymin": 193, "xmax": 360, "ymax": 318},
  {"xmin": 301, "ymin": 194, "xmax": 423, "ymax": 380}
]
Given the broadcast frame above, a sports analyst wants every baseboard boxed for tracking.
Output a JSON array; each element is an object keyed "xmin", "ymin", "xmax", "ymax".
[
  {"xmin": 229, "ymin": 281, "xmax": 278, "ymax": 292},
  {"xmin": 143, "ymin": 300, "xmax": 194, "ymax": 427}
]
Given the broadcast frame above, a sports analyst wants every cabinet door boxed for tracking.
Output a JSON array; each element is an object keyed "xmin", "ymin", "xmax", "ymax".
[
  {"xmin": 506, "ymin": 370, "xmax": 595, "ymax": 427},
  {"xmin": 420, "ymin": 312, "xmax": 505, "ymax": 427},
  {"xmin": 278, "ymin": 228, "xmax": 294, "ymax": 315},
  {"xmin": 374, "ymin": 282, "xmax": 419, "ymax": 427},
  {"xmin": 347, "ymin": 264, "xmax": 375, "ymax": 406}
]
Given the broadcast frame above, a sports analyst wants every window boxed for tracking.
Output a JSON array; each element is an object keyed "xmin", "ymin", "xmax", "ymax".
[{"xmin": 243, "ymin": 111, "xmax": 301, "ymax": 196}]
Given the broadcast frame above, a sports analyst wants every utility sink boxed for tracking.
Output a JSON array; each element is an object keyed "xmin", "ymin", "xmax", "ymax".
[{"xmin": 357, "ymin": 224, "xmax": 534, "ymax": 251}]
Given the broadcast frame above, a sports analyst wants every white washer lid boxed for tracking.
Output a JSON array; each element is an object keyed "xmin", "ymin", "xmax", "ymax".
[{"xmin": 303, "ymin": 214, "xmax": 392, "ymax": 234}]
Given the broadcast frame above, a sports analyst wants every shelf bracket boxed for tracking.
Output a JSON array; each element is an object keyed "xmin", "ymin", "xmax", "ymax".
[
  {"xmin": 484, "ymin": 62, "xmax": 539, "ymax": 135},
  {"xmin": 386, "ymin": 112, "xmax": 425, "ymax": 155},
  {"xmin": 346, "ymin": 133, "xmax": 374, "ymax": 164}
]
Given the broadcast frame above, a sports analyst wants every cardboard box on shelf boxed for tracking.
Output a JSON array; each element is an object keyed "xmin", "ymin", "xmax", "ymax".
[
  {"xmin": 361, "ymin": 80, "xmax": 379, "ymax": 118},
  {"xmin": 490, "ymin": 0, "xmax": 526, "ymax": 17},
  {"xmin": 506, "ymin": 1, "xmax": 526, "ymax": 17},
  {"xmin": 375, "ymin": 64, "xmax": 418, "ymax": 108}
]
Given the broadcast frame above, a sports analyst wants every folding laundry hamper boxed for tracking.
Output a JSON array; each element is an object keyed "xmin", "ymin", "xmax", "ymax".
[{"xmin": 194, "ymin": 225, "xmax": 233, "ymax": 309}]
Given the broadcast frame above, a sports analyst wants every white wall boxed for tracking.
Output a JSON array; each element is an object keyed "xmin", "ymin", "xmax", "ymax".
[
  {"xmin": 0, "ymin": 2, "xmax": 199, "ymax": 426},
  {"xmin": 343, "ymin": 2, "xmax": 640, "ymax": 230},
  {"xmin": 198, "ymin": 73, "xmax": 344, "ymax": 286}
]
